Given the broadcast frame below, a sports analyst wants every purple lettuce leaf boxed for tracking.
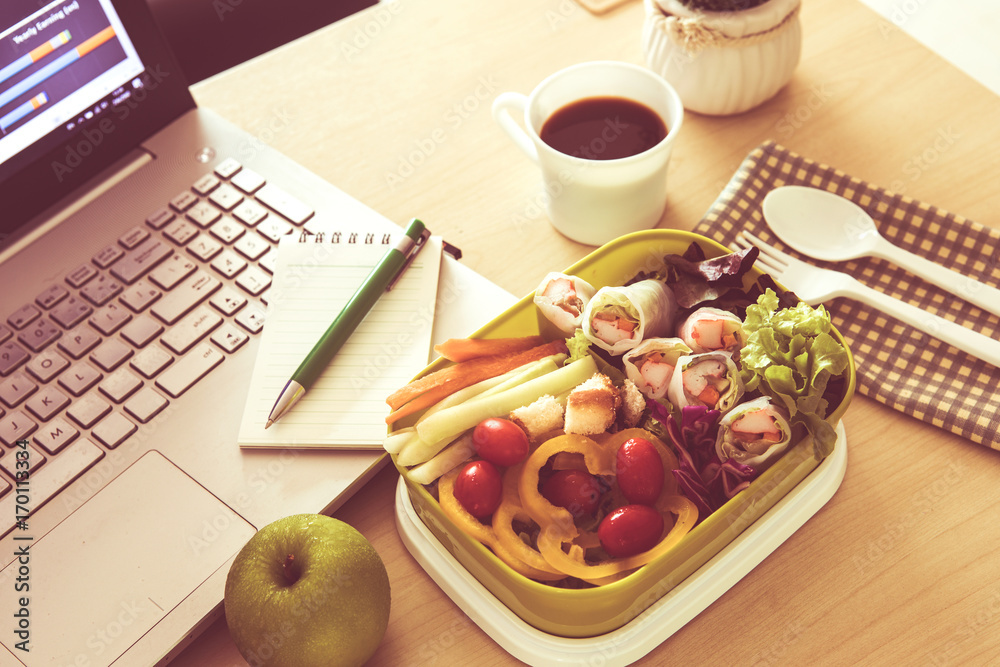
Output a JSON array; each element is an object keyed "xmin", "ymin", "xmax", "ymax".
[{"xmin": 651, "ymin": 404, "xmax": 758, "ymax": 522}]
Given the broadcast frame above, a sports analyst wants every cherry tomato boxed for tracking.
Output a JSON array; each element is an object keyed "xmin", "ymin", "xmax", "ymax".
[
  {"xmin": 598, "ymin": 505, "xmax": 664, "ymax": 559},
  {"xmin": 453, "ymin": 460, "xmax": 502, "ymax": 518},
  {"xmin": 541, "ymin": 469, "xmax": 602, "ymax": 518},
  {"xmin": 616, "ymin": 437, "xmax": 664, "ymax": 506},
  {"xmin": 472, "ymin": 418, "xmax": 530, "ymax": 467}
]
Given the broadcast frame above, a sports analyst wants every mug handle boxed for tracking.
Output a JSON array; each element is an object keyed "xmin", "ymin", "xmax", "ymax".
[{"xmin": 492, "ymin": 92, "xmax": 538, "ymax": 163}]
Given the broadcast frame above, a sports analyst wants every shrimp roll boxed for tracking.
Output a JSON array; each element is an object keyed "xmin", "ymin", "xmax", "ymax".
[
  {"xmin": 678, "ymin": 307, "xmax": 745, "ymax": 355},
  {"xmin": 715, "ymin": 396, "xmax": 793, "ymax": 471},
  {"xmin": 623, "ymin": 337, "xmax": 692, "ymax": 400},
  {"xmin": 667, "ymin": 352, "xmax": 745, "ymax": 413},
  {"xmin": 582, "ymin": 280, "xmax": 678, "ymax": 355},
  {"xmin": 533, "ymin": 272, "xmax": 596, "ymax": 335}
]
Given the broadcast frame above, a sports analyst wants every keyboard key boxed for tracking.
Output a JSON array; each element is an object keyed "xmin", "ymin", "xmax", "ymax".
[
  {"xmin": 124, "ymin": 387, "xmax": 168, "ymax": 423},
  {"xmin": 17, "ymin": 317, "xmax": 61, "ymax": 352},
  {"xmin": 210, "ymin": 323, "xmax": 249, "ymax": 353},
  {"xmin": 232, "ymin": 199, "xmax": 268, "ymax": 227},
  {"xmin": 146, "ymin": 207, "xmax": 175, "ymax": 230},
  {"xmin": 209, "ymin": 216, "xmax": 245, "ymax": 244},
  {"xmin": 99, "ymin": 367, "xmax": 143, "ymax": 403},
  {"xmin": 0, "ymin": 372, "xmax": 37, "ymax": 409},
  {"xmin": 186, "ymin": 234, "xmax": 223, "ymax": 262},
  {"xmin": 7, "ymin": 304, "xmax": 40, "ymax": 329},
  {"xmin": 119, "ymin": 280, "xmax": 162, "ymax": 312},
  {"xmin": 66, "ymin": 263, "xmax": 98, "ymax": 288},
  {"xmin": 93, "ymin": 243, "xmax": 125, "ymax": 268},
  {"xmin": 119, "ymin": 225, "xmax": 151, "ymax": 249},
  {"xmin": 130, "ymin": 346, "xmax": 173, "ymax": 378},
  {"xmin": 149, "ymin": 253, "xmax": 198, "ymax": 290},
  {"xmin": 0, "ymin": 438, "xmax": 104, "ymax": 536},
  {"xmin": 0, "ymin": 325, "xmax": 11, "ymax": 345},
  {"xmin": 50, "ymin": 296, "xmax": 94, "ymax": 328},
  {"xmin": 1, "ymin": 442, "xmax": 45, "ymax": 479},
  {"xmin": 256, "ymin": 217, "xmax": 292, "ymax": 243},
  {"xmin": 25, "ymin": 385, "xmax": 71, "ymax": 421},
  {"xmin": 155, "ymin": 343, "xmax": 223, "ymax": 398},
  {"xmin": 193, "ymin": 173, "xmax": 221, "ymax": 195},
  {"xmin": 170, "ymin": 190, "xmax": 198, "ymax": 212},
  {"xmin": 209, "ymin": 287, "xmax": 246, "ymax": 316},
  {"xmin": 58, "ymin": 362, "xmax": 102, "ymax": 396},
  {"xmin": 0, "ymin": 410, "xmax": 36, "ymax": 446},
  {"xmin": 259, "ymin": 247, "xmax": 278, "ymax": 274},
  {"xmin": 208, "ymin": 183, "xmax": 243, "ymax": 211},
  {"xmin": 235, "ymin": 306, "xmax": 266, "ymax": 334},
  {"xmin": 26, "ymin": 349, "xmax": 70, "ymax": 383},
  {"xmin": 66, "ymin": 394, "xmax": 112, "ymax": 428},
  {"xmin": 163, "ymin": 217, "xmax": 199, "ymax": 245},
  {"xmin": 234, "ymin": 232, "xmax": 270, "ymax": 261},
  {"xmin": 151, "ymin": 271, "xmax": 221, "ymax": 324},
  {"xmin": 231, "ymin": 168, "xmax": 265, "ymax": 193},
  {"xmin": 91, "ymin": 412, "xmax": 137, "ymax": 449},
  {"xmin": 0, "ymin": 341, "xmax": 29, "ymax": 376},
  {"xmin": 214, "ymin": 157, "xmax": 241, "ymax": 179},
  {"xmin": 236, "ymin": 266, "xmax": 271, "ymax": 296},
  {"xmin": 255, "ymin": 183, "xmax": 314, "ymax": 224},
  {"xmin": 160, "ymin": 306, "xmax": 221, "ymax": 355},
  {"xmin": 110, "ymin": 237, "xmax": 174, "ymax": 284},
  {"xmin": 89, "ymin": 338, "xmax": 133, "ymax": 372},
  {"xmin": 81, "ymin": 275, "xmax": 124, "ymax": 306},
  {"xmin": 33, "ymin": 416, "xmax": 79, "ymax": 455},
  {"xmin": 120, "ymin": 314, "xmax": 164, "ymax": 347},
  {"xmin": 210, "ymin": 249, "xmax": 247, "ymax": 278},
  {"xmin": 88, "ymin": 302, "xmax": 133, "ymax": 336},
  {"xmin": 58, "ymin": 325, "xmax": 101, "ymax": 359},
  {"xmin": 187, "ymin": 200, "xmax": 222, "ymax": 228},
  {"xmin": 35, "ymin": 285, "xmax": 69, "ymax": 310}
]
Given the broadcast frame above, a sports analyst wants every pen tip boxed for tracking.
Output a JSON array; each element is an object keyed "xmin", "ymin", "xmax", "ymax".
[{"xmin": 264, "ymin": 419, "xmax": 273, "ymax": 430}]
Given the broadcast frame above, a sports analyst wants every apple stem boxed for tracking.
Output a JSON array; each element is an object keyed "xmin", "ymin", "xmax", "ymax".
[{"xmin": 282, "ymin": 554, "xmax": 299, "ymax": 585}]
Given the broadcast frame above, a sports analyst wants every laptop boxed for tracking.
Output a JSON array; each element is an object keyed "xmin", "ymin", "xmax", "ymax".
[{"xmin": 0, "ymin": 0, "xmax": 513, "ymax": 664}]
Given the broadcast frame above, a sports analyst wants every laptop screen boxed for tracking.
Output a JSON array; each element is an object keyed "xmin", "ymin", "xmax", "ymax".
[{"xmin": 0, "ymin": 0, "xmax": 194, "ymax": 237}]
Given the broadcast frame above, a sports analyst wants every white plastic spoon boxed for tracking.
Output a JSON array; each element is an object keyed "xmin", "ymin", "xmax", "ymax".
[{"xmin": 762, "ymin": 185, "xmax": 1000, "ymax": 318}]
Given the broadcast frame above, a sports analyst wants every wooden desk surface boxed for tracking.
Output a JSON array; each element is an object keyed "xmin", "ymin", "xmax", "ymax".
[{"xmin": 181, "ymin": 0, "xmax": 1000, "ymax": 664}]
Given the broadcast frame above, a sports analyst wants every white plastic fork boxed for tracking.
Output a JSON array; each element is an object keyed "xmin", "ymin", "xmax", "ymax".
[{"xmin": 735, "ymin": 230, "xmax": 1000, "ymax": 368}]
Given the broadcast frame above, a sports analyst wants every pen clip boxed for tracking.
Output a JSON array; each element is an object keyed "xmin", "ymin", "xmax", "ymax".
[{"xmin": 386, "ymin": 228, "xmax": 432, "ymax": 291}]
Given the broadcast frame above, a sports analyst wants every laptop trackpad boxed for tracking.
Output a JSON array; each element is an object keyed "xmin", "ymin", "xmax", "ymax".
[{"xmin": 0, "ymin": 451, "xmax": 255, "ymax": 665}]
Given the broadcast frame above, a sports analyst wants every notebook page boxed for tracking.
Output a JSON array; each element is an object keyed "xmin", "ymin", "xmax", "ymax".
[{"xmin": 238, "ymin": 233, "xmax": 442, "ymax": 448}]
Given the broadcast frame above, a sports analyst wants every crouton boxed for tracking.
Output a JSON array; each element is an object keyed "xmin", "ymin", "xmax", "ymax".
[
  {"xmin": 509, "ymin": 394, "xmax": 565, "ymax": 441},
  {"xmin": 564, "ymin": 373, "xmax": 620, "ymax": 435},
  {"xmin": 618, "ymin": 378, "xmax": 646, "ymax": 428}
]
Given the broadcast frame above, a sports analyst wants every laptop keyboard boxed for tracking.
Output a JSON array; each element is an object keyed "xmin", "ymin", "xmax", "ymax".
[{"xmin": 0, "ymin": 157, "xmax": 311, "ymax": 536}]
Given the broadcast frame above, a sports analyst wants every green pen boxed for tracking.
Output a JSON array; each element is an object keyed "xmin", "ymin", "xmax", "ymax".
[{"xmin": 265, "ymin": 218, "xmax": 430, "ymax": 428}]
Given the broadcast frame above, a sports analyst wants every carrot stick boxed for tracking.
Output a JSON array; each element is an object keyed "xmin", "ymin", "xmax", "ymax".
[
  {"xmin": 433, "ymin": 335, "xmax": 546, "ymax": 362},
  {"xmin": 385, "ymin": 383, "xmax": 456, "ymax": 425},
  {"xmin": 385, "ymin": 339, "xmax": 568, "ymax": 413}
]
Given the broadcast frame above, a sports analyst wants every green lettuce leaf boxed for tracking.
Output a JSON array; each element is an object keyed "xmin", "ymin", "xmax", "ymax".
[{"xmin": 740, "ymin": 289, "xmax": 849, "ymax": 459}]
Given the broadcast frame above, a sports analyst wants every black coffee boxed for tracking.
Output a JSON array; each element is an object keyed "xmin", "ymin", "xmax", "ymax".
[{"xmin": 540, "ymin": 96, "xmax": 667, "ymax": 160}]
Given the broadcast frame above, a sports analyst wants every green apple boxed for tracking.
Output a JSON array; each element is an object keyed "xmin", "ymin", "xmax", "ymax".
[{"xmin": 224, "ymin": 514, "xmax": 391, "ymax": 667}]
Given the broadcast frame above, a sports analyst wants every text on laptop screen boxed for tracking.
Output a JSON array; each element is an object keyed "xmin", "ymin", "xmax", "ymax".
[{"xmin": 0, "ymin": 0, "xmax": 144, "ymax": 176}]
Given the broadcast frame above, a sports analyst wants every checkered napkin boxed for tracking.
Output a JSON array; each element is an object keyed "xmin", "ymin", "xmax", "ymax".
[{"xmin": 693, "ymin": 141, "xmax": 1000, "ymax": 450}]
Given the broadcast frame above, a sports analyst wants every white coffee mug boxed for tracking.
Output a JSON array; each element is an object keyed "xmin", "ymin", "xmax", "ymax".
[{"xmin": 492, "ymin": 61, "xmax": 684, "ymax": 246}]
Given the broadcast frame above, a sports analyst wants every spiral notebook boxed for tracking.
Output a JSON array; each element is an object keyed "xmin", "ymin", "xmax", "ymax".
[{"xmin": 238, "ymin": 230, "xmax": 444, "ymax": 448}]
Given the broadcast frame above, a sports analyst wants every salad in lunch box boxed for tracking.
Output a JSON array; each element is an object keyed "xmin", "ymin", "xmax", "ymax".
[{"xmin": 383, "ymin": 242, "xmax": 850, "ymax": 587}]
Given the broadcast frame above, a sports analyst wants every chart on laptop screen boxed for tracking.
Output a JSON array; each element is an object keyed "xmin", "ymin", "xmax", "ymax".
[{"xmin": 0, "ymin": 0, "xmax": 143, "ymax": 165}]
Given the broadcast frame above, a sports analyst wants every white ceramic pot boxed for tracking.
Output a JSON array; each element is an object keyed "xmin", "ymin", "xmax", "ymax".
[{"xmin": 642, "ymin": 0, "xmax": 802, "ymax": 116}]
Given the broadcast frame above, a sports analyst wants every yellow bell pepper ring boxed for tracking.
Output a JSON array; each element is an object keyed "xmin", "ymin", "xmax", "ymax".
[
  {"xmin": 492, "ymin": 463, "xmax": 565, "ymax": 578},
  {"xmin": 537, "ymin": 494, "xmax": 698, "ymax": 580},
  {"xmin": 438, "ymin": 467, "xmax": 564, "ymax": 581}
]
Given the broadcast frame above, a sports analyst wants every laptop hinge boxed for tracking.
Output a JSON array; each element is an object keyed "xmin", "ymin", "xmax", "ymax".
[{"xmin": 1, "ymin": 147, "xmax": 155, "ymax": 265}]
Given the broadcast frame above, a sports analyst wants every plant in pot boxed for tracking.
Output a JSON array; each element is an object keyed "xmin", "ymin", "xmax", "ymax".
[{"xmin": 641, "ymin": 0, "xmax": 802, "ymax": 116}]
